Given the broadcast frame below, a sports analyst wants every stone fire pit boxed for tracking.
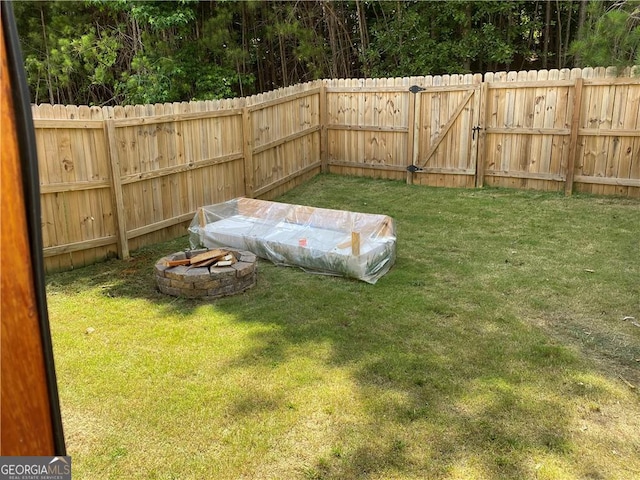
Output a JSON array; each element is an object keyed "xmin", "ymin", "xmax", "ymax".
[{"xmin": 155, "ymin": 248, "xmax": 257, "ymax": 299}]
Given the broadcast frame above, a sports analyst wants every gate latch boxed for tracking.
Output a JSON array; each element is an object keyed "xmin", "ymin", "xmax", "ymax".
[
  {"xmin": 409, "ymin": 85, "xmax": 426, "ymax": 94},
  {"xmin": 472, "ymin": 125, "xmax": 482, "ymax": 139}
]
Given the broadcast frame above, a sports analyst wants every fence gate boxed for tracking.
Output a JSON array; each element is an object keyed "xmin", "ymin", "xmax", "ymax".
[{"xmin": 407, "ymin": 84, "xmax": 482, "ymax": 188}]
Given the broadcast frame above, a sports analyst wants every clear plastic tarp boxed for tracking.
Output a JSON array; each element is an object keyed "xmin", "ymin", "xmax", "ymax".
[{"xmin": 188, "ymin": 198, "xmax": 396, "ymax": 284}]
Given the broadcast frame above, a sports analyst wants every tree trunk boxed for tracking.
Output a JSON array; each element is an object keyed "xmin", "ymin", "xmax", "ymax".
[
  {"xmin": 279, "ymin": 33, "xmax": 288, "ymax": 87},
  {"xmin": 40, "ymin": 6, "xmax": 54, "ymax": 104},
  {"xmin": 563, "ymin": 0, "xmax": 573, "ymax": 68},
  {"xmin": 355, "ymin": 0, "xmax": 369, "ymax": 75},
  {"xmin": 574, "ymin": 0, "xmax": 588, "ymax": 67},
  {"xmin": 542, "ymin": 0, "xmax": 551, "ymax": 69},
  {"xmin": 323, "ymin": 2, "xmax": 339, "ymax": 78},
  {"xmin": 577, "ymin": 0, "xmax": 587, "ymax": 32},
  {"xmin": 462, "ymin": 2, "xmax": 472, "ymax": 71},
  {"xmin": 556, "ymin": 0, "xmax": 563, "ymax": 68}
]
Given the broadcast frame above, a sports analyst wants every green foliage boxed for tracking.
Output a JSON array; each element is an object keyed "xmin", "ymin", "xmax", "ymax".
[
  {"xmin": 128, "ymin": 0, "xmax": 197, "ymax": 30},
  {"xmin": 13, "ymin": 0, "xmax": 640, "ymax": 105},
  {"xmin": 570, "ymin": 1, "xmax": 640, "ymax": 70},
  {"xmin": 365, "ymin": 1, "xmax": 540, "ymax": 76},
  {"xmin": 119, "ymin": 61, "xmax": 240, "ymax": 105},
  {"xmin": 117, "ymin": 55, "xmax": 179, "ymax": 105}
]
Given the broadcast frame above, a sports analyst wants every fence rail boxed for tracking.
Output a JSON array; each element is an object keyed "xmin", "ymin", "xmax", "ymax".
[{"xmin": 33, "ymin": 68, "xmax": 639, "ymax": 272}]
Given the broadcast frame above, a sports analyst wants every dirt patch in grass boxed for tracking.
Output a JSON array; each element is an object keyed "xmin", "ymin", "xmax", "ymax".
[{"xmin": 530, "ymin": 311, "xmax": 640, "ymax": 386}]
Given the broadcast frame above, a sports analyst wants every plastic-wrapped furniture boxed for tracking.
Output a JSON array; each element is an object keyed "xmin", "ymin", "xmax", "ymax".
[{"xmin": 189, "ymin": 198, "xmax": 396, "ymax": 284}]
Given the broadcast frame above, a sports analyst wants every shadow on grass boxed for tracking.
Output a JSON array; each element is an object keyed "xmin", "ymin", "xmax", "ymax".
[
  {"xmin": 46, "ymin": 235, "xmax": 203, "ymax": 314},
  {"xmin": 211, "ymin": 265, "xmax": 591, "ymax": 479},
  {"xmin": 46, "ymin": 175, "xmax": 640, "ymax": 479}
]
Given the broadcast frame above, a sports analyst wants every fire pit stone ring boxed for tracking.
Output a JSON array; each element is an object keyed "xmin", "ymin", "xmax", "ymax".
[{"xmin": 155, "ymin": 248, "xmax": 257, "ymax": 299}]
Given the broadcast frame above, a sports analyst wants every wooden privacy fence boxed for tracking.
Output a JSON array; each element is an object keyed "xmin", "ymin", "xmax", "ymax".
[
  {"xmin": 33, "ymin": 82, "xmax": 322, "ymax": 272},
  {"xmin": 325, "ymin": 67, "xmax": 640, "ymax": 195},
  {"xmin": 33, "ymin": 68, "xmax": 639, "ymax": 272}
]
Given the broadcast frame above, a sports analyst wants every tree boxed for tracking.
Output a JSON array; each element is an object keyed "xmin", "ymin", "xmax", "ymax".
[
  {"xmin": 570, "ymin": 0, "xmax": 640, "ymax": 70},
  {"xmin": 15, "ymin": 1, "xmax": 125, "ymax": 105},
  {"xmin": 363, "ymin": 1, "xmax": 542, "ymax": 76},
  {"xmin": 15, "ymin": 0, "xmax": 634, "ymax": 106}
]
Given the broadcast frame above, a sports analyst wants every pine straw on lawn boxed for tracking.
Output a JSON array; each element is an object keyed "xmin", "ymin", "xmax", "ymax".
[{"xmin": 47, "ymin": 174, "xmax": 640, "ymax": 480}]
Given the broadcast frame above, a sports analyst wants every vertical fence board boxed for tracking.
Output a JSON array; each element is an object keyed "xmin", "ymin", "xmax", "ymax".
[
  {"xmin": 105, "ymin": 119, "xmax": 129, "ymax": 259},
  {"xmin": 521, "ymin": 71, "xmax": 538, "ymax": 178},
  {"xmin": 513, "ymin": 71, "xmax": 527, "ymax": 178},
  {"xmin": 242, "ymin": 104, "xmax": 255, "ymax": 197},
  {"xmin": 34, "ymin": 114, "xmax": 54, "ymax": 271},
  {"xmin": 319, "ymin": 83, "xmax": 328, "ymax": 173},
  {"xmin": 542, "ymin": 70, "xmax": 558, "ymax": 183},
  {"xmin": 565, "ymin": 78, "xmax": 584, "ymax": 195},
  {"xmin": 576, "ymin": 69, "xmax": 593, "ymax": 190},
  {"xmin": 624, "ymin": 76, "xmax": 639, "ymax": 198},
  {"xmin": 476, "ymin": 81, "xmax": 488, "ymax": 187},
  {"xmin": 406, "ymin": 82, "xmax": 418, "ymax": 184}
]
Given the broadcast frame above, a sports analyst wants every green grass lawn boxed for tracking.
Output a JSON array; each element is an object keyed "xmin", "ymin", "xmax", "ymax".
[{"xmin": 47, "ymin": 174, "xmax": 640, "ymax": 479}]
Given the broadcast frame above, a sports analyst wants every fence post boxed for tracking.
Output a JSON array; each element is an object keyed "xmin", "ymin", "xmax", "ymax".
[
  {"xmin": 319, "ymin": 80, "xmax": 329, "ymax": 173},
  {"xmin": 475, "ymin": 81, "xmax": 489, "ymax": 188},
  {"xmin": 406, "ymin": 85, "xmax": 423, "ymax": 184},
  {"xmin": 104, "ymin": 119, "xmax": 129, "ymax": 259},
  {"xmin": 242, "ymin": 104, "xmax": 255, "ymax": 198},
  {"xmin": 564, "ymin": 77, "xmax": 583, "ymax": 196}
]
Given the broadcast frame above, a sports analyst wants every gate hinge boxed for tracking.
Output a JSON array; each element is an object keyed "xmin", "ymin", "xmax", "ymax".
[{"xmin": 409, "ymin": 85, "xmax": 426, "ymax": 94}]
